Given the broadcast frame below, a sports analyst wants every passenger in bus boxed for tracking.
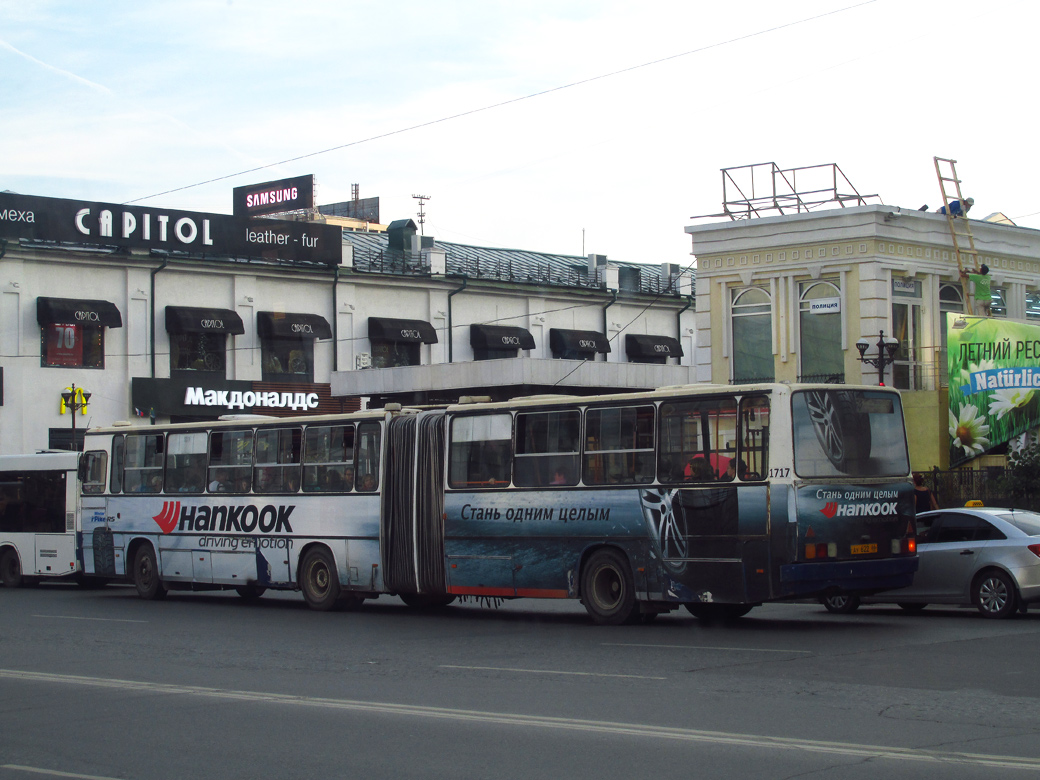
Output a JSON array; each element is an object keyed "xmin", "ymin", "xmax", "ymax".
[
  {"xmin": 285, "ymin": 470, "xmax": 300, "ymax": 493},
  {"xmin": 550, "ymin": 468, "xmax": 569, "ymax": 485},
  {"xmin": 234, "ymin": 473, "xmax": 251, "ymax": 493},
  {"xmin": 357, "ymin": 473, "xmax": 377, "ymax": 491},
  {"xmin": 723, "ymin": 460, "xmax": 748, "ymax": 482},
  {"xmin": 684, "ymin": 455, "xmax": 715, "ymax": 481},
  {"xmin": 208, "ymin": 469, "xmax": 230, "ymax": 492}
]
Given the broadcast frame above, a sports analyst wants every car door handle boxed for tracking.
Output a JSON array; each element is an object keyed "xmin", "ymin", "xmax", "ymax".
[{"xmin": 960, "ymin": 549, "xmax": 975, "ymax": 555}]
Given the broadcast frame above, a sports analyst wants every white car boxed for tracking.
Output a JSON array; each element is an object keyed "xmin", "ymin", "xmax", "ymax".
[{"xmin": 823, "ymin": 507, "xmax": 1040, "ymax": 619}]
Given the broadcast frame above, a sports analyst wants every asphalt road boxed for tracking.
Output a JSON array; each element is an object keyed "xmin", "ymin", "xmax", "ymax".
[{"xmin": 3, "ymin": 584, "xmax": 1040, "ymax": 779}]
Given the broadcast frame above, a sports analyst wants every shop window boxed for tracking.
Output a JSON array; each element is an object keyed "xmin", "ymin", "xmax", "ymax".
[
  {"xmin": 798, "ymin": 281, "xmax": 843, "ymax": 382},
  {"xmin": 262, "ymin": 338, "xmax": 315, "ymax": 382},
  {"xmin": 371, "ymin": 341, "xmax": 420, "ymax": 368},
  {"xmin": 731, "ymin": 288, "xmax": 774, "ymax": 383},
  {"xmin": 41, "ymin": 323, "xmax": 105, "ymax": 368},
  {"xmin": 171, "ymin": 333, "xmax": 227, "ymax": 373}
]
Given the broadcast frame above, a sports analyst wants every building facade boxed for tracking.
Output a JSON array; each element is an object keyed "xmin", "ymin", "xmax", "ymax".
[
  {"xmin": 686, "ymin": 204, "xmax": 1040, "ymax": 470},
  {"xmin": 0, "ymin": 190, "xmax": 695, "ymax": 455}
]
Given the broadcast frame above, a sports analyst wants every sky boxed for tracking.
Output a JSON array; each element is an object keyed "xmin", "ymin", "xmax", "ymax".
[{"xmin": 3, "ymin": 0, "xmax": 1038, "ymax": 270}]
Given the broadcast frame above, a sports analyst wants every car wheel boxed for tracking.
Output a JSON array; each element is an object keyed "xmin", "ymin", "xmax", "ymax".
[
  {"xmin": 821, "ymin": 593, "xmax": 860, "ymax": 614},
  {"xmin": 1, "ymin": 549, "xmax": 23, "ymax": 588},
  {"xmin": 132, "ymin": 544, "xmax": 167, "ymax": 600},
  {"xmin": 973, "ymin": 569, "xmax": 1017, "ymax": 619},
  {"xmin": 581, "ymin": 548, "xmax": 639, "ymax": 625},
  {"xmin": 897, "ymin": 602, "xmax": 927, "ymax": 612}
]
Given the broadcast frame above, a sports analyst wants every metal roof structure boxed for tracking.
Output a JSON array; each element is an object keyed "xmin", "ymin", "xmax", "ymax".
[{"xmin": 343, "ymin": 229, "xmax": 691, "ymax": 297}]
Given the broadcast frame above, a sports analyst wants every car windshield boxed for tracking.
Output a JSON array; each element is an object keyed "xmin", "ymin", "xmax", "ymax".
[{"xmin": 996, "ymin": 511, "xmax": 1040, "ymax": 536}]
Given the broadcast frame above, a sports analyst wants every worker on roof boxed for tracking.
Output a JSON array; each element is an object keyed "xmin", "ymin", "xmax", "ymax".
[{"xmin": 938, "ymin": 197, "xmax": 974, "ymax": 217}]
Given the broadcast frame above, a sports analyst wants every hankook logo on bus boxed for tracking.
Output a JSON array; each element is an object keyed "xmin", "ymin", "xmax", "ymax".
[
  {"xmin": 820, "ymin": 500, "xmax": 898, "ymax": 519},
  {"xmin": 152, "ymin": 501, "xmax": 295, "ymax": 534}
]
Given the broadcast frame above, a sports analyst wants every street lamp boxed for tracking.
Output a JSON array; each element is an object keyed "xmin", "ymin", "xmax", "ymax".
[
  {"xmin": 855, "ymin": 331, "xmax": 900, "ymax": 386},
  {"xmin": 60, "ymin": 384, "xmax": 91, "ymax": 451}
]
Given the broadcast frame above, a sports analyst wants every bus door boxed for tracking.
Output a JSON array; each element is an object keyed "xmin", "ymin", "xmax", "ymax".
[
  {"xmin": 79, "ymin": 449, "xmax": 111, "ymax": 576},
  {"xmin": 383, "ymin": 412, "xmax": 451, "ymax": 598}
]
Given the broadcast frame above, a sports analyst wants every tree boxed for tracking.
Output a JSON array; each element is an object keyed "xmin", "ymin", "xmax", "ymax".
[{"xmin": 1003, "ymin": 441, "xmax": 1040, "ymax": 508}]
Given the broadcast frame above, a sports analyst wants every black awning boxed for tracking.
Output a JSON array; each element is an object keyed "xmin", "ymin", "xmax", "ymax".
[
  {"xmin": 165, "ymin": 306, "xmax": 245, "ymax": 335},
  {"xmin": 549, "ymin": 328, "xmax": 611, "ymax": 354},
  {"xmin": 37, "ymin": 297, "xmax": 122, "ymax": 328},
  {"xmin": 368, "ymin": 317, "xmax": 438, "ymax": 344},
  {"xmin": 257, "ymin": 311, "xmax": 332, "ymax": 340},
  {"xmin": 470, "ymin": 324, "xmax": 535, "ymax": 351},
  {"xmin": 625, "ymin": 334, "xmax": 684, "ymax": 359}
]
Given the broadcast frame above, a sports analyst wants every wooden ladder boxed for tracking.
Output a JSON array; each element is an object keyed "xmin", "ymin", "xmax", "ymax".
[{"xmin": 934, "ymin": 156, "xmax": 979, "ymax": 313}]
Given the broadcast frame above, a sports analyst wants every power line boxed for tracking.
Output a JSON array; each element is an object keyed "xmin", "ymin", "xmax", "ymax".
[{"xmin": 124, "ymin": 1, "xmax": 876, "ymax": 206}]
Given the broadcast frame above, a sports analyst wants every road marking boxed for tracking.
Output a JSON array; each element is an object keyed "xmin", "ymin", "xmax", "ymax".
[
  {"xmin": 2, "ymin": 669, "xmax": 1039, "ymax": 771},
  {"xmin": 440, "ymin": 665, "xmax": 666, "ymax": 680},
  {"xmin": 31, "ymin": 615, "xmax": 148, "ymax": 624},
  {"xmin": 1, "ymin": 765, "xmax": 124, "ymax": 780},
  {"xmin": 603, "ymin": 643, "xmax": 813, "ymax": 654}
]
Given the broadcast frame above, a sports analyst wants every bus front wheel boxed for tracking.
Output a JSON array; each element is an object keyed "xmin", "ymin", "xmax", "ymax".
[
  {"xmin": 1, "ymin": 549, "xmax": 22, "ymax": 588},
  {"xmin": 300, "ymin": 548, "xmax": 341, "ymax": 611},
  {"xmin": 581, "ymin": 549, "xmax": 639, "ymax": 625},
  {"xmin": 133, "ymin": 545, "xmax": 167, "ymax": 601}
]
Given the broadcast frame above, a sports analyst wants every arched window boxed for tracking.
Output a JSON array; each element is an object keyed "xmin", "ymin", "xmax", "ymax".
[
  {"xmin": 798, "ymin": 281, "xmax": 843, "ymax": 382},
  {"xmin": 731, "ymin": 287, "xmax": 774, "ymax": 383},
  {"xmin": 939, "ymin": 282, "xmax": 964, "ymax": 387}
]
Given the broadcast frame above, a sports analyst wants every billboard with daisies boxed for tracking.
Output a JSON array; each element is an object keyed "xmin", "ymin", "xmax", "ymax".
[{"xmin": 947, "ymin": 313, "xmax": 1040, "ymax": 466}]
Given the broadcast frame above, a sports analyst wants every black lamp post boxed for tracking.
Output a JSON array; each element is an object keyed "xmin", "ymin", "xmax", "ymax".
[
  {"xmin": 60, "ymin": 384, "xmax": 91, "ymax": 451},
  {"xmin": 855, "ymin": 331, "xmax": 900, "ymax": 386}
]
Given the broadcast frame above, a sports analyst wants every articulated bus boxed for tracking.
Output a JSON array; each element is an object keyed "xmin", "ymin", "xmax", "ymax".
[
  {"xmin": 76, "ymin": 383, "xmax": 918, "ymax": 624},
  {"xmin": 0, "ymin": 451, "xmax": 94, "ymax": 587}
]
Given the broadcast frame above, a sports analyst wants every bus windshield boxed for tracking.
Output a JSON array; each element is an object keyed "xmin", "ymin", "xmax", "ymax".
[{"xmin": 792, "ymin": 389, "xmax": 909, "ymax": 478}]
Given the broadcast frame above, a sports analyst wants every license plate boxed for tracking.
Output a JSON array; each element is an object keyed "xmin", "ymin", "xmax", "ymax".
[{"xmin": 851, "ymin": 543, "xmax": 877, "ymax": 555}]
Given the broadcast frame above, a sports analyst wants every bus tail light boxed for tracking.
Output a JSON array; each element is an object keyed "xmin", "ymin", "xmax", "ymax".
[
  {"xmin": 906, "ymin": 538, "xmax": 917, "ymax": 554},
  {"xmin": 1027, "ymin": 543, "xmax": 1040, "ymax": 559}
]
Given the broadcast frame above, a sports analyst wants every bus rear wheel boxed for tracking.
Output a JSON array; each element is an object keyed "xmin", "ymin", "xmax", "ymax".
[
  {"xmin": 1, "ymin": 549, "xmax": 23, "ymax": 588},
  {"xmin": 133, "ymin": 544, "xmax": 167, "ymax": 601},
  {"xmin": 581, "ymin": 549, "xmax": 639, "ymax": 626},
  {"xmin": 300, "ymin": 548, "xmax": 341, "ymax": 611}
]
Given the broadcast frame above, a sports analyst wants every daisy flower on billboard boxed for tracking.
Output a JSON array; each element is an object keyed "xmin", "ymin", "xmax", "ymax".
[
  {"xmin": 956, "ymin": 359, "xmax": 997, "ymax": 391},
  {"xmin": 988, "ymin": 387, "xmax": 1035, "ymax": 420},
  {"xmin": 949, "ymin": 404, "xmax": 990, "ymax": 457}
]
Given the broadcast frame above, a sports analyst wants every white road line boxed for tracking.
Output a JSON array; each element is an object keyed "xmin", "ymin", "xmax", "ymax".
[
  {"xmin": 603, "ymin": 643, "xmax": 813, "ymax": 653},
  {"xmin": 2, "ymin": 669, "xmax": 1039, "ymax": 771},
  {"xmin": 440, "ymin": 665, "xmax": 667, "ymax": 680},
  {"xmin": 1, "ymin": 764, "xmax": 124, "ymax": 780},
  {"xmin": 31, "ymin": 615, "xmax": 148, "ymax": 624}
]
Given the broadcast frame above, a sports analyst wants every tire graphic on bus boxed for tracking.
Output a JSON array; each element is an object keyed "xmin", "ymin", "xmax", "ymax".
[
  {"xmin": 804, "ymin": 389, "xmax": 872, "ymax": 473},
  {"xmin": 640, "ymin": 489, "xmax": 688, "ymax": 574}
]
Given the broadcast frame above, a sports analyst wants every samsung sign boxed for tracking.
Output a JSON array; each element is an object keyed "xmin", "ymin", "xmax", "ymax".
[
  {"xmin": 233, "ymin": 175, "xmax": 315, "ymax": 218},
  {"xmin": 809, "ymin": 297, "xmax": 841, "ymax": 314},
  {"xmin": 0, "ymin": 192, "xmax": 341, "ymax": 266}
]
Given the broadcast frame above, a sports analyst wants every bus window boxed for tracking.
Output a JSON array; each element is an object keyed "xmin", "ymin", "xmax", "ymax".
[
  {"xmin": 165, "ymin": 432, "xmax": 207, "ymax": 493},
  {"xmin": 514, "ymin": 409, "xmax": 580, "ymax": 487},
  {"xmin": 448, "ymin": 413, "xmax": 511, "ymax": 488},
  {"xmin": 81, "ymin": 450, "xmax": 108, "ymax": 494},
  {"xmin": 355, "ymin": 422, "xmax": 381, "ymax": 492},
  {"xmin": 303, "ymin": 424, "xmax": 355, "ymax": 492},
  {"xmin": 123, "ymin": 434, "xmax": 165, "ymax": 493},
  {"xmin": 209, "ymin": 429, "xmax": 254, "ymax": 493},
  {"xmin": 254, "ymin": 427, "xmax": 302, "ymax": 493},
  {"xmin": 738, "ymin": 395, "xmax": 770, "ymax": 480},
  {"xmin": 0, "ymin": 471, "xmax": 66, "ymax": 534},
  {"xmin": 657, "ymin": 398, "xmax": 737, "ymax": 483},
  {"xmin": 792, "ymin": 389, "xmax": 909, "ymax": 477},
  {"xmin": 110, "ymin": 435, "xmax": 124, "ymax": 494},
  {"xmin": 584, "ymin": 405, "xmax": 655, "ymax": 485}
]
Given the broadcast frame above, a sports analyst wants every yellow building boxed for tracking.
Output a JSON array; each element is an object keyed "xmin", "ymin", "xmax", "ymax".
[{"xmin": 685, "ymin": 202, "xmax": 1040, "ymax": 472}]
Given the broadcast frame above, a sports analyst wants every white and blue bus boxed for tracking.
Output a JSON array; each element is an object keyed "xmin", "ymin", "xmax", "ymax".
[
  {"xmin": 77, "ymin": 383, "xmax": 918, "ymax": 624},
  {"xmin": 0, "ymin": 451, "xmax": 98, "ymax": 588}
]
